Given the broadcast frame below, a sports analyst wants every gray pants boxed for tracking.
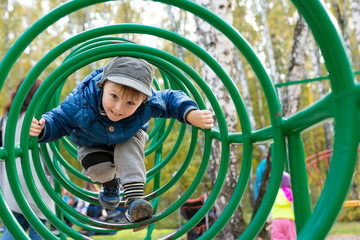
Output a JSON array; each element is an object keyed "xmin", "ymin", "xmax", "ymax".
[{"xmin": 77, "ymin": 129, "xmax": 148, "ymax": 185}]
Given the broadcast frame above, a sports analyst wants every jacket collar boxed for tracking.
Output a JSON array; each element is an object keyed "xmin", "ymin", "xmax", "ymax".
[{"xmin": 98, "ymin": 91, "xmax": 106, "ymax": 116}]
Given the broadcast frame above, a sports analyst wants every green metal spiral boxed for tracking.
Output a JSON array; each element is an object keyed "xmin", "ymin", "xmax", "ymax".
[{"xmin": 0, "ymin": 0, "xmax": 359, "ymax": 239}]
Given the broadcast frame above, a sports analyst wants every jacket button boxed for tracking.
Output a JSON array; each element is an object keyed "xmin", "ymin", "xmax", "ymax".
[
  {"xmin": 161, "ymin": 104, "xmax": 165, "ymax": 107},
  {"xmin": 109, "ymin": 126, "xmax": 114, "ymax": 132}
]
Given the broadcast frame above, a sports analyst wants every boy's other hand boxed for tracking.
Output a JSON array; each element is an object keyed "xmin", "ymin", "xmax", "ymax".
[
  {"xmin": 186, "ymin": 110, "xmax": 214, "ymax": 129},
  {"xmin": 30, "ymin": 117, "xmax": 45, "ymax": 137}
]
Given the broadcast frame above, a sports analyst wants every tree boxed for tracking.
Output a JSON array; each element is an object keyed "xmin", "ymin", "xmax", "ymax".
[
  {"xmin": 281, "ymin": 14, "xmax": 309, "ymax": 118},
  {"xmin": 259, "ymin": 0, "xmax": 280, "ymax": 86},
  {"xmin": 349, "ymin": 0, "xmax": 360, "ymax": 63},
  {"xmin": 251, "ymin": 147, "xmax": 271, "ymax": 239},
  {"xmin": 194, "ymin": 0, "xmax": 246, "ymax": 239},
  {"xmin": 307, "ymin": 35, "xmax": 333, "ymax": 150},
  {"xmin": 166, "ymin": 5, "xmax": 185, "ymax": 61}
]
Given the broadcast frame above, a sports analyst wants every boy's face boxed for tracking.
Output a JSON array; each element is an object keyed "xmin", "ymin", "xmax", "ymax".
[{"xmin": 102, "ymin": 81, "xmax": 145, "ymax": 122}]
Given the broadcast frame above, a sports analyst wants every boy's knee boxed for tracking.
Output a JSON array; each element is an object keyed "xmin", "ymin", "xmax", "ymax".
[
  {"xmin": 81, "ymin": 152, "xmax": 116, "ymax": 183},
  {"xmin": 81, "ymin": 151, "xmax": 114, "ymax": 170}
]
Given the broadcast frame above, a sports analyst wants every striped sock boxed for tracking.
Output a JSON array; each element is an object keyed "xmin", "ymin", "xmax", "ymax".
[{"xmin": 123, "ymin": 182, "xmax": 144, "ymax": 200}]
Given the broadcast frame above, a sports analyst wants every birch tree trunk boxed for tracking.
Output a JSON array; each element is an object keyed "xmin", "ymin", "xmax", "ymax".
[
  {"xmin": 2, "ymin": 0, "xmax": 9, "ymax": 54},
  {"xmin": 342, "ymin": 0, "xmax": 354, "ymax": 59},
  {"xmin": 259, "ymin": 0, "xmax": 280, "ymax": 86},
  {"xmin": 255, "ymin": 0, "xmax": 273, "ymax": 149},
  {"xmin": 195, "ymin": 0, "xmax": 246, "ymax": 238},
  {"xmin": 256, "ymin": 82, "xmax": 266, "ymax": 129},
  {"xmin": 2, "ymin": 0, "xmax": 11, "ymax": 96},
  {"xmin": 67, "ymin": 14, "xmax": 81, "ymax": 85},
  {"xmin": 282, "ymin": 15, "xmax": 309, "ymax": 117},
  {"xmin": 307, "ymin": 36, "xmax": 333, "ymax": 150},
  {"xmin": 84, "ymin": 7, "xmax": 96, "ymax": 70},
  {"xmin": 349, "ymin": 0, "xmax": 360, "ymax": 60},
  {"xmin": 234, "ymin": 51, "xmax": 268, "ymax": 207},
  {"xmin": 331, "ymin": 0, "xmax": 352, "ymax": 59},
  {"xmin": 167, "ymin": 5, "xmax": 185, "ymax": 61}
]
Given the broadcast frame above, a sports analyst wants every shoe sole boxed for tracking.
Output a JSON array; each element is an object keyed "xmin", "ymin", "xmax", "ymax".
[
  {"xmin": 98, "ymin": 198, "xmax": 120, "ymax": 209},
  {"xmin": 128, "ymin": 200, "xmax": 153, "ymax": 222}
]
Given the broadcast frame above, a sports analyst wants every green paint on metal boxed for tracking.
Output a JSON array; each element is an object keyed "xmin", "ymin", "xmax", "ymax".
[{"xmin": 0, "ymin": 0, "xmax": 358, "ymax": 239}]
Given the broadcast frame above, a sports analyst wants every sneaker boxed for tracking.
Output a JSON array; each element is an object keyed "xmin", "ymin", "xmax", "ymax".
[
  {"xmin": 124, "ymin": 198, "xmax": 153, "ymax": 222},
  {"xmin": 98, "ymin": 178, "xmax": 120, "ymax": 209}
]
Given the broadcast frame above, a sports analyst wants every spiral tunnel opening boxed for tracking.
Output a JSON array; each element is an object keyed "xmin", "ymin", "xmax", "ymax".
[{"xmin": 0, "ymin": 0, "xmax": 358, "ymax": 240}]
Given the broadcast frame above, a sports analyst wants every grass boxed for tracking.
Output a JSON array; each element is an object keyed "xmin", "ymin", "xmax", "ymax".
[
  {"xmin": 89, "ymin": 222, "xmax": 360, "ymax": 239},
  {"xmin": 0, "ymin": 228, "xmax": 182, "ymax": 240},
  {"xmin": 2, "ymin": 222, "xmax": 360, "ymax": 239},
  {"xmin": 90, "ymin": 229, "xmax": 183, "ymax": 240},
  {"xmin": 328, "ymin": 221, "xmax": 360, "ymax": 236}
]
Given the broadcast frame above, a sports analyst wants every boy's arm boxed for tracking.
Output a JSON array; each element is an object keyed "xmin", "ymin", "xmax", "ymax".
[
  {"xmin": 30, "ymin": 68, "xmax": 102, "ymax": 141},
  {"xmin": 185, "ymin": 109, "xmax": 214, "ymax": 129},
  {"xmin": 32, "ymin": 92, "xmax": 78, "ymax": 143},
  {"xmin": 153, "ymin": 89, "xmax": 214, "ymax": 129}
]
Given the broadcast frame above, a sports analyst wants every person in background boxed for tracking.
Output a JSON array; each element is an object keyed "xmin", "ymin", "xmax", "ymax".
[
  {"xmin": 270, "ymin": 172, "xmax": 297, "ymax": 240},
  {"xmin": 254, "ymin": 152, "xmax": 268, "ymax": 201},
  {"xmin": 62, "ymin": 188, "xmax": 77, "ymax": 208},
  {"xmin": 0, "ymin": 79, "xmax": 55, "ymax": 240},
  {"xmin": 61, "ymin": 188, "xmax": 78, "ymax": 227}
]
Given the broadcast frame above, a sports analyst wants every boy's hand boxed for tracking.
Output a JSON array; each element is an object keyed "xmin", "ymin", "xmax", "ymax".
[
  {"xmin": 186, "ymin": 110, "xmax": 214, "ymax": 129},
  {"xmin": 30, "ymin": 117, "xmax": 45, "ymax": 137}
]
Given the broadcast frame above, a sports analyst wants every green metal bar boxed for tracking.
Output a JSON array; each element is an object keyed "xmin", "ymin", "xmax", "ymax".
[
  {"xmin": 4, "ymin": 91, "xmax": 60, "ymax": 240},
  {"xmin": 0, "ymin": 0, "xmax": 338, "ymax": 239},
  {"xmin": 163, "ymin": 129, "xmax": 212, "ymax": 239},
  {"xmin": 145, "ymin": 119, "xmax": 176, "ymax": 154},
  {"xmin": 19, "ymin": 43, "xmax": 219, "ymax": 232},
  {"xmin": 146, "ymin": 124, "xmax": 186, "ymax": 179},
  {"xmin": 0, "ymin": 147, "xmax": 8, "ymax": 160},
  {"xmin": 275, "ymin": 75, "xmax": 330, "ymax": 88},
  {"xmin": 199, "ymin": 139, "xmax": 253, "ymax": 240},
  {"xmin": 26, "ymin": 144, "xmax": 96, "ymax": 238},
  {"xmin": 49, "ymin": 142, "xmax": 92, "ymax": 183},
  {"xmin": 0, "ymin": 188, "xmax": 29, "ymax": 239},
  {"xmin": 282, "ymin": 92, "xmax": 334, "ymax": 134},
  {"xmin": 32, "ymin": 37, "xmax": 203, "ymax": 206},
  {"xmin": 60, "ymin": 137, "xmax": 77, "ymax": 159},
  {"xmin": 275, "ymin": 70, "xmax": 360, "ymax": 88},
  {"xmin": 292, "ymin": 0, "xmax": 358, "ymax": 239},
  {"xmin": 146, "ymin": 120, "xmax": 165, "ymax": 236},
  {"xmin": 62, "ymin": 211, "xmax": 116, "ymax": 234},
  {"xmin": 0, "ymin": 0, "xmax": 109, "ymax": 89},
  {"xmin": 288, "ymin": 133, "xmax": 312, "ymax": 232},
  {"xmin": 38, "ymin": 5, "xmax": 258, "ymax": 238},
  {"xmin": 64, "ymin": 38, "xmax": 135, "ymax": 62}
]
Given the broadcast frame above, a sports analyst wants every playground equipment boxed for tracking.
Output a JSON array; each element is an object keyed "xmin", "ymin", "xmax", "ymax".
[
  {"xmin": 305, "ymin": 148, "xmax": 360, "ymax": 208},
  {"xmin": 306, "ymin": 148, "xmax": 360, "ymax": 187},
  {"xmin": 0, "ymin": 0, "xmax": 359, "ymax": 239}
]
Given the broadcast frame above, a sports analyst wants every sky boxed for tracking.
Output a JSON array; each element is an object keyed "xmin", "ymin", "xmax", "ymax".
[{"xmin": 15, "ymin": 0, "xmax": 195, "ymax": 49}]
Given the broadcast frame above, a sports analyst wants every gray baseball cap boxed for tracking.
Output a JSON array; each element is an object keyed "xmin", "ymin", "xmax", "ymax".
[{"xmin": 96, "ymin": 56, "xmax": 154, "ymax": 97}]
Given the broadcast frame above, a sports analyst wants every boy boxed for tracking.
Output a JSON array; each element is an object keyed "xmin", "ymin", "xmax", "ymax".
[{"xmin": 30, "ymin": 56, "xmax": 214, "ymax": 223}]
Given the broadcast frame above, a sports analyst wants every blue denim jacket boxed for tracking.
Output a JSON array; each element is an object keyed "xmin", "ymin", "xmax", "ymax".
[{"xmin": 39, "ymin": 68, "xmax": 198, "ymax": 147}]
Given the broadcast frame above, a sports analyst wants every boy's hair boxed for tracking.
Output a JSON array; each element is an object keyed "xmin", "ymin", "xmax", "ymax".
[
  {"xmin": 97, "ymin": 57, "xmax": 154, "ymax": 98},
  {"xmin": 106, "ymin": 82, "xmax": 147, "ymax": 102}
]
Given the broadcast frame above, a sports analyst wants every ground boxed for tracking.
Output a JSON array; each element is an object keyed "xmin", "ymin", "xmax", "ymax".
[{"xmin": 326, "ymin": 235, "xmax": 360, "ymax": 240}]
